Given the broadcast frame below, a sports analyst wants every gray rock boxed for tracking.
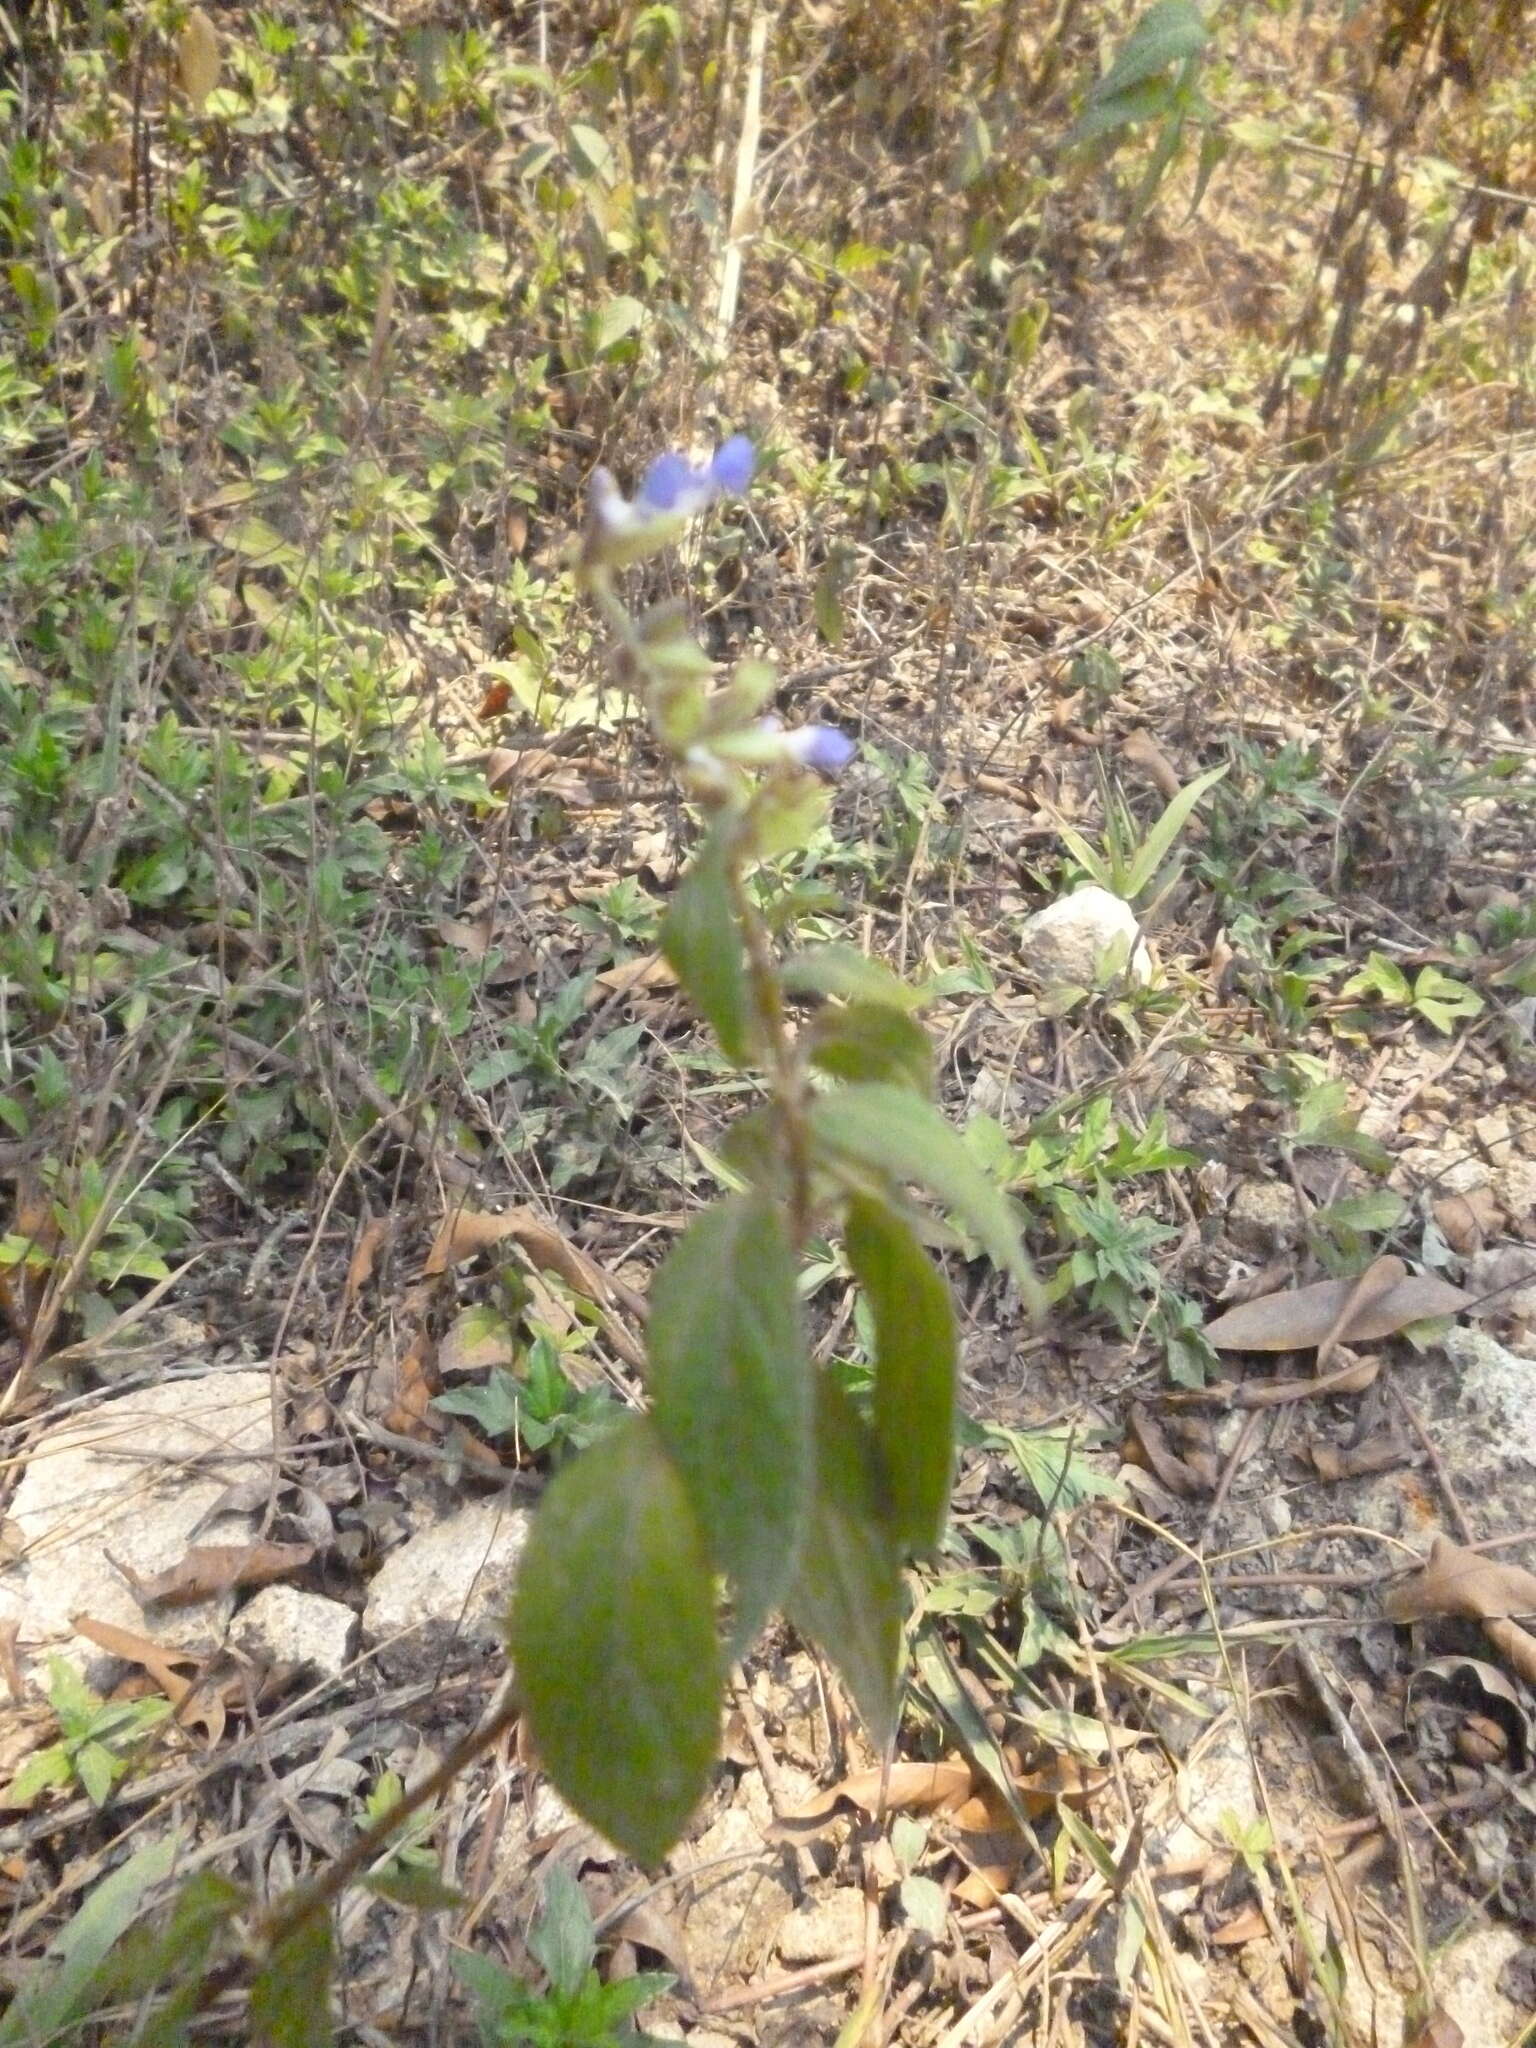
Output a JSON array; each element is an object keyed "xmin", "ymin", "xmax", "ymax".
[
  {"xmin": 777, "ymin": 1888, "xmax": 865, "ymax": 1965},
  {"xmin": 0, "ymin": 1371, "xmax": 278, "ymax": 1686},
  {"xmin": 1430, "ymin": 1927, "xmax": 1528, "ymax": 2048},
  {"xmin": 232, "ymin": 1585, "xmax": 358, "ymax": 1680},
  {"xmin": 361, "ymin": 1498, "xmax": 529, "ymax": 1674},
  {"xmin": 1019, "ymin": 886, "xmax": 1150, "ymax": 990},
  {"xmin": 1227, "ymin": 1179, "xmax": 1298, "ymax": 1251},
  {"xmin": 676, "ymin": 1804, "xmax": 792, "ymax": 1986}
]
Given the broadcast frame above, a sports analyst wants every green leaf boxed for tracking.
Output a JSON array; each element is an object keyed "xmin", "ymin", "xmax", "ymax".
[
  {"xmin": 1339, "ymin": 951, "xmax": 1411, "ymax": 1006},
  {"xmin": 1070, "ymin": 73, "xmax": 1173, "ymax": 145},
  {"xmin": 509, "ymin": 1416, "xmax": 722, "ymax": 1866},
  {"xmin": 1090, "ymin": 0, "xmax": 1208, "ymax": 103},
  {"xmin": 7, "ymin": 1745, "xmax": 71, "ymax": 1807},
  {"xmin": 911, "ymin": 1629, "xmax": 1040, "ymax": 1838},
  {"xmin": 250, "ymin": 1915, "xmax": 333, "ymax": 2048},
  {"xmin": 567, "ymin": 122, "xmax": 616, "ymax": 183},
  {"xmin": 845, "ymin": 1196, "xmax": 956, "ymax": 1554},
  {"xmin": 0, "ymin": 1833, "xmax": 182, "ymax": 2048},
  {"xmin": 1412, "ymin": 967, "xmax": 1483, "ymax": 1035},
  {"xmin": 1123, "ymin": 761, "xmax": 1229, "ymax": 900},
  {"xmin": 530, "ymin": 1866, "xmax": 595, "ymax": 1999},
  {"xmin": 660, "ymin": 822, "xmax": 753, "ymax": 1065},
  {"xmin": 810, "ymin": 1085, "xmax": 1038, "ymax": 1308},
  {"xmin": 780, "ymin": 946, "xmax": 929, "ymax": 1011},
  {"xmin": 74, "ymin": 1740, "xmax": 118, "ymax": 1808},
  {"xmin": 648, "ymin": 1196, "xmax": 811, "ymax": 1647},
  {"xmin": 593, "ymin": 295, "xmax": 645, "ymax": 354},
  {"xmin": 809, "ymin": 1002, "xmax": 933, "ymax": 1094},
  {"xmin": 1313, "ymin": 1188, "xmax": 1407, "ymax": 1235},
  {"xmin": 360, "ymin": 1863, "xmax": 465, "ymax": 1911},
  {"xmin": 784, "ymin": 1377, "xmax": 903, "ymax": 1748}
]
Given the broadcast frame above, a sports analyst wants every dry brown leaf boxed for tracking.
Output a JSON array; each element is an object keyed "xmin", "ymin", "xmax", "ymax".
[
  {"xmin": 1432, "ymin": 1189, "xmax": 1503, "ymax": 1255},
  {"xmin": 1385, "ymin": 1535, "xmax": 1536, "ymax": 1686},
  {"xmin": 1307, "ymin": 1435, "xmax": 1408, "ymax": 1481},
  {"xmin": 1125, "ymin": 1403, "xmax": 1215, "ymax": 1496},
  {"xmin": 1204, "ymin": 1261, "xmax": 1470, "ymax": 1351},
  {"xmin": 176, "ymin": 7, "xmax": 222, "ymax": 105},
  {"xmin": 594, "ymin": 953, "xmax": 678, "ymax": 997},
  {"xmin": 424, "ymin": 1206, "xmax": 523, "ymax": 1275},
  {"xmin": 73, "ymin": 1616, "xmax": 225, "ymax": 1745},
  {"xmin": 378, "ymin": 1331, "xmax": 439, "ymax": 1439},
  {"xmin": 437, "ymin": 1304, "xmax": 518, "ymax": 1378},
  {"xmin": 1120, "ymin": 727, "xmax": 1183, "ymax": 802},
  {"xmin": 780, "ymin": 1758, "xmax": 974, "ymax": 1828},
  {"xmin": 343, "ymin": 1216, "xmax": 392, "ymax": 1312},
  {"xmin": 436, "ymin": 917, "xmax": 537, "ymax": 983},
  {"xmin": 1315, "ymin": 1258, "xmax": 1401, "ymax": 1372},
  {"xmin": 1407, "ymin": 2008, "xmax": 1464, "ymax": 2048},
  {"xmin": 119, "ymin": 1541, "xmax": 315, "ymax": 1608},
  {"xmin": 1208, "ymin": 1903, "xmax": 1268, "ymax": 1946},
  {"xmin": 952, "ymin": 1865, "xmax": 1011, "ymax": 1907}
]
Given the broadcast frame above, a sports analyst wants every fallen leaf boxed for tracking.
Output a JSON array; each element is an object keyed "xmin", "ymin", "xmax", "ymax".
[
  {"xmin": 73, "ymin": 1616, "xmax": 225, "ymax": 1745},
  {"xmin": 1204, "ymin": 1261, "xmax": 1470, "ymax": 1350},
  {"xmin": 779, "ymin": 1759, "xmax": 974, "ymax": 1829},
  {"xmin": 1385, "ymin": 1535, "xmax": 1536, "ymax": 1686},
  {"xmin": 1315, "ymin": 1258, "xmax": 1401, "ymax": 1372},
  {"xmin": 1307, "ymin": 1435, "xmax": 1409, "ymax": 1481},
  {"xmin": 1209, "ymin": 1903, "xmax": 1268, "ymax": 1946},
  {"xmin": 437, "ymin": 1302, "xmax": 519, "ymax": 1378},
  {"xmin": 343, "ymin": 1216, "xmax": 392, "ymax": 1312},
  {"xmin": 1126, "ymin": 1403, "xmax": 1219, "ymax": 1494},
  {"xmin": 117, "ymin": 1541, "xmax": 315, "ymax": 1608},
  {"xmin": 378, "ymin": 1331, "xmax": 439, "ymax": 1439},
  {"xmin": 423, "ymin": 1203, "xmax": 646, "ymax": 1365},
  {"xmin": 1120, "ymin": 727, "xmax": 1183, "ymax": 803},
  {"xmin": 1407, "ymin": 2007, "xmax": 1464, "ymax": 2048},
  {"xmin": 594, "ymin": 952, "xmax": 678, "ymax": 997},
  {"xmin": 1432, "ymin": 1189, "xmax": 1503, "ymax": 1255},
  {"xmin": 436, "ymin": 917, "xmax": 537, "ymax": 983},
  {"xmin": 176, "ymin": 6, "xmax": 221, "ymax": 105}
]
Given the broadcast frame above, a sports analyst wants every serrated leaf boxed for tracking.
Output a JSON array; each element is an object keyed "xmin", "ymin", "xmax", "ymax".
[
  {"xmin": 809, "ymin": 1003, "xmax": 933, "ymax": 1093},
  {"xmin": 845, "ymin": 1196, "xmax": 956, "ymax": 1553},
  {"xmin": 1070, "ymin": 74, "xmax": 1174, "ymax": 144},
  {"xmin": 250, "ymin": 1916, "xmax": 333, "ymax": 2048},
  {"xmin": 780, "ymin": 946, "xmax": 929, "ymax": 1011},
  {"xmin": 1091, "ymin": 0, "xmax": 1208, "ymax": 103},
  {"xmin": 660, "ymin": 822, "xmax": 752, "ymax": 1065},
  {"xmin": 648, "ymin": 1196, "xmax": 811, "ymax": 1647},
  {"xmin": 509, "ymin": 1416, "xmax": 722, "ymax": 1866},
  {"xmin": 784, "ymin": 1378, "xmax": 903, "ymax": 1748},
  {"xmin": 810, "ymin": 1085, "xmax": 1038, "ymax": 1307}
]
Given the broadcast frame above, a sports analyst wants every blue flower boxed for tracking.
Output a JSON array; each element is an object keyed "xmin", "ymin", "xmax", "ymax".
[
  {"xmin": 587, "ymin": 436, "xmax": 757, "ymax": 568},
  {"xmin": 782, "ymin": 723, "xmax": 857, "ymax": 775},
  {"xmin": 708, "ymin": 434, "xmax": 755, "ymax": 496}
]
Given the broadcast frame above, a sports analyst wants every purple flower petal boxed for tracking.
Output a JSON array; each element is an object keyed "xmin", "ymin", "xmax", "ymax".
[
  {"xmin": 636, "ymin": 451, "xmax": 694, "ymax": 513},
  {"xmin": 709, "ymin": 434, "xmax": 755, "ymax": 496},
  {"xmin": 783, "ymin": 724, "xmax": 857, "ymax": 775}
]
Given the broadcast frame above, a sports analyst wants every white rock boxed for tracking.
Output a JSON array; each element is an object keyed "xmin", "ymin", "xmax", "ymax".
[
  {"xmin": 361, "ymin": 1498, "xmax": 529, "ymax": 1673},
  {"xmin": 1430, "ymin": 1927, "xmax": 1528, "ymax": 2048},
  {"xmin": 0, "ymin": 1372, "xmax": 278, "ymax": 1686},
  {"xmin": 777, "ymin": 1888, "xmax": 865, "ymax": 1965},
  {"xmin": 1150, "ymin": 1717, "xmax": 1257, "ymax": 1913},
  {"xmin": 1494, "ymin": 1155, "xmax": 1536, "ymax": 1227},
  {"xmin": 232, "ymin": 1586, "xmax": 358, "ymax": 1680},
  {"xmin": 1019, "ymin": 886, "xmax": 1150, "ymax": 990}
]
